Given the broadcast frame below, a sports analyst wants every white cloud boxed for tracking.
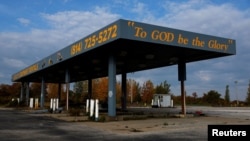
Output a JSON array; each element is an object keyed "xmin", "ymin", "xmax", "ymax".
[
  {"xmin": 147, "ymin": 1, "xmax": 250, "ymax": 38},
  {"xmin": 37, "ymin": 7, "xmax": 120, "ymax": 47},
  {"xmin": 3, "ymin": 58, "xmax": 27, "ymax": 68},
  {"xmin": 17, "ymin": 18, "xmax": 30, "ymax": 26},
  {"xmin": 0, "ymin": 72, "xmax": 3, "ymax": 78},
  {"xmin": 129, "ymin": 0, "xmax": 250, "ymax": 100},
  {"xmin": 0, "ymin": 7, "xmax": 120, "ymax": 63},
  {"xmin": 0, "ymin": 7, "xmax": 120, "ymax": 84},
  {"xmin": 195, "ymin": 70, "xmax": 212, "ymax": 81},
  {"xmin": 41, "ymin": 7, "xmax": 119, "ymax": 32},
  {"xmin": 131, "ymin": 2, "xmax": 146, "ymax": 14},
  {"xmin": 0, "ymin": 0, "xmax": 249, "ymax": 101}
]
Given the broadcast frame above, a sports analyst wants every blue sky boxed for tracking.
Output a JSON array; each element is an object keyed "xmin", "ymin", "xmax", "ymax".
[{"xmin": 0, "ymin": 0, "xmax": 249, "ymax": 101}]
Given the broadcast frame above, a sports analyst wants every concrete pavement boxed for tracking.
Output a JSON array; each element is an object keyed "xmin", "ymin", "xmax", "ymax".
[{"xmin": 0, "ymin": 106, "xmax": 249, "ymax": 141}]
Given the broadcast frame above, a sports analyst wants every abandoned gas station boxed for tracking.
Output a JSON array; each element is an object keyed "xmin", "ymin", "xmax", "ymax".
[{"xmin": 12, "ymin": 19, "xmax": 236, "ymax": 117}]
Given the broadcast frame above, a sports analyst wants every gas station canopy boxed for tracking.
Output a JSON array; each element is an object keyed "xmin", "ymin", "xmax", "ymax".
[{"xmin": 12, "ymin": 19, "xmax": 236, "ymax": 83}]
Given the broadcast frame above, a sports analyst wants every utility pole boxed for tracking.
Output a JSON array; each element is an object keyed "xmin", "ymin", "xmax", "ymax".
[
  {"xmin": 235, "ymin": 81, "xmax": 238, "ymax": 106},
  {"xmin": 130, "ymin": 79, "xmax": 133, "ymax": 104}
]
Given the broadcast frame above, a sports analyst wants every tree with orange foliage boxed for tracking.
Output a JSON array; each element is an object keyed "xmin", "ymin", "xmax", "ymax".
[
  {"xmin": 47, "ymin": 83, "xmax": 67, "ymax": 102},
  {"xmin": 116, "ymin": 81, "xmax": 122, "ymax": 104},
  {"xmin": 127, "ymin": 79, "xmax": 138, "ymax": 104},
  {"xmin": 0, "ymin": 83, "xmax": 21, "ymax": 104},
  {"xmin": 92, "ymin": 77, "xmax": 108, "ymax": 102},
  {"xmin": 141, "ymin": 80, "xmax": 154, "ymax": 104},
  {"xmin": 133, "ymin": 81, "xmax": 142, "ymax": 103},
  {"xmin": 91, "ymin": 77, "xmax": 124, "ymax": 106},
  {"xmin": 47, "ymin": 83, "xmax": 59, "ymax": 99},
  {"xmin": 30, "ymin": 82, "xmax": 43, "ymax": 98}
]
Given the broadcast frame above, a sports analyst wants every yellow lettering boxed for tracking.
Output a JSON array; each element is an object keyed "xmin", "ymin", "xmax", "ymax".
[
  {"xmin": 178, "ymin": 34, "xmax": 188, "ymax": 45},
  {"xmin": 192, "ymin": 37, "xmax": 204, "ymax": 47},
  {"xmin": 14, "ymin": 64, "xmax": 39, "ymax": 80},
  {"xmin": 134, "ymin": 27, "xmax": 144, "ymax": 37},
  {"xmin": 111, "ymin": 25, "xmax": 117, "ymax": 38},
  {"xmin": 12, "ymin": 74, "xmax": 19, "ymax": 81},
  {"xmin": 71, "ymin": 42, "xmax": 82, "ymax": 55},
  {"xmin": 151, "ymin": 30, "xmax": 174, "ymax": 42},
  {"xmin": 208, "ymin": 40, "xmax": 228, "ymax": 51},
  {"xmin": 151, "ymin": 30, "xmax": 159, "ymax": 40},
  {"xmin": 85, "ymin": 24, "xmax": 118, "ymax": 49}
]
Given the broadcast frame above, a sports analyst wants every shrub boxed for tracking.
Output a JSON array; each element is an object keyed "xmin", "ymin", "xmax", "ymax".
[{"xmin": 68, "ymin": 108, "xmax": 81, "ymax": 116}]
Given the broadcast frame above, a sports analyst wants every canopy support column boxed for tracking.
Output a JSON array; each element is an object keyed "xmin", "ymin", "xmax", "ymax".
[
  {"xmin": 121, "ymin": 72, "xmax": 127, "ymax": 111},
  {"xmin": 58, "ymin": 83, "xmax": 61, "ymax": 102},
  {"xmin": 20, "ymin": 82, "xmax": 24, "ymax": 102},
  {"xmin": 178, "ymin": 59, "xmax": 186, "ymax": 115},
  {"xmin": 88, "ymin": 78, "xmax": 92, "ymax": 100},
  {"xmin": 65, "ymin": 69, "xmax": 70, "ymax": 111},
  {"xmin": 25, "ymin": 82, "xmax": 30, "ymax": 106},
  {"xmin": 108, "ymin": 55, "xmax": 116, "ymax": 117},
  {"xmin": 40, "ymin": 77, "xmax": 45, "ymax": 108}
]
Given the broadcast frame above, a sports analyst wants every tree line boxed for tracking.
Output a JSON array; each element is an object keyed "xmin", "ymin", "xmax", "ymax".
[{"xmin": 1, "ymin": 78, "xmax": 250, "ymax": 107}]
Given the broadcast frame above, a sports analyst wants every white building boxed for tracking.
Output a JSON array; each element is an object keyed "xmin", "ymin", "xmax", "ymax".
[{"xmin": 152, "ymin": 94, "xmax": 173, "ymax": 108}]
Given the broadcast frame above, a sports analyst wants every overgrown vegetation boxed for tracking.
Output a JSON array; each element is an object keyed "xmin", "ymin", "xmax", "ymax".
[{"xmin": 1, "ymin": 79, "xmax": 250, "ymax": 108}]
